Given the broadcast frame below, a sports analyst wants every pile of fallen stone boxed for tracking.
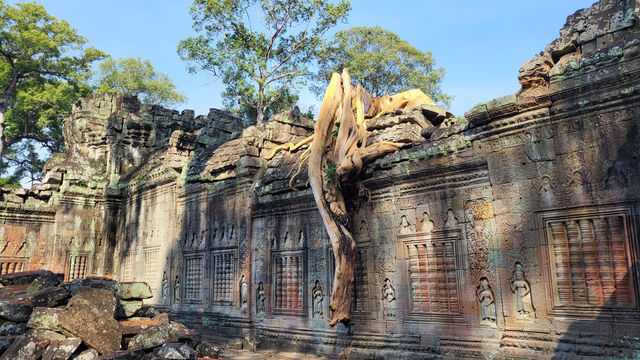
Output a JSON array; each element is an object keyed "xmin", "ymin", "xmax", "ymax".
[{"xmin": 0, "ymin": 270, "xmax": 221, "ymax": 359}]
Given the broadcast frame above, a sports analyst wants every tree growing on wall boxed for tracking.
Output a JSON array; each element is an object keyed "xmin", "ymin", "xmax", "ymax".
[
  {"xmin": 0, "ymin": 1, "xmax": 105, "ymax": 183},
  {"xmin": 177, "ymin": 0, "xmax": 350, "ymax": 125},
  {"xmin": 316, "ymin": 25, "xmax": 452, "ymax": 107},
  {"xmin": 95, "ymin": 57, "xmax": 185, "ymax": 107},
  {"xmin": 266, "ymin": 69, "xmax": 434, "ymax": 326}
]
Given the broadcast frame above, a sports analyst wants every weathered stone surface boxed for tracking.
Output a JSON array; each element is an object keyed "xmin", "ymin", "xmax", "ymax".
[
  {"xmin": 27, "ymin": 307, "xmax": 62, "ymax": 331},
  {"xmin": 0, "ymin": 271, "xmax": 62, "ymax": 287},
  {"xmin": 195, "ymin": 340, "xmax": 222, "ymax": 359},
  {"xmin": 115, "ymin": 282, "xmax": 152, "ymax": 300},
  {"xmin": 0, "ymin": 320, "xmax": 27, "ymax": 336},
  {"xmin": 116, "ymin": 299, "xmax": 143, "ymax": 318},
  {"xmin": 74, "ymin": 348, "xmax": 99, "ymax": 360},
  {"xmin": 0, "ymin": 335, "xmax": 17, "ymax": 354},
  {"xmin": 67, "ymin": 287, "xmax": 116, "ymax": 318},
  {"xmin": 0, "ymin": 298, "xmax": 33, "ymax": 322},
  {"xmin": 0, "ymin": 335, "xmax": 47, "ymax": 360},
  {"xmin": 155, "ymin": 342, "xmax": 196, "ymax": 360},
  {"xmin": 41, "ymin": 337, "xmax": 81, "ymax": 360},
  {"xmin": 120, "ymin": 318, "xmax": 162, "ymax": 335},
  {"xmin": 25, "ymin": 286, "xmax": 70, "ymax": 307},
  {"xmin": 57, "ymin": 298, "xmax": 122, "ymax": 355},
  {"xmin": 127, "ymin": 324, "xmax": 178, "ymax": 350},
  {"xmin": 95, "ymin": 349, "xmax": 145, "ymax": 360},
  {"xmin": 25, "ymin": 328, "xmax": 66, "ymax": 342}
]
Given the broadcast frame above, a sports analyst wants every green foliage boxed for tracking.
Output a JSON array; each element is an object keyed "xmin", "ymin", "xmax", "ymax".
[
  {"xmin": 324, "ymin": 162, "xmax": 337, "ymax": 183},
  {"xmin": 316, "ymin": 26, "xmax": 452, "ymax": 107},
  {"xmin": 178, "ymin": 0, "xmax": 350, "ymax": 124},
  {"xmin": 301, "ymin": 105, "xmax": 315, "ymax": 120},
  {"xmin": 95, "ymin": 57, "xmax": 185, "ymax": 106},
  {"xmin": 223, "ymin": 86, "xmax": 298, "ymax": 125},
  {"xmin": 332, "ymin": 121, "xmax": 340, "ymax": 139},
  {"xmin": 0, "ymin": 1, "xmax": 106, "ymax": 182}
]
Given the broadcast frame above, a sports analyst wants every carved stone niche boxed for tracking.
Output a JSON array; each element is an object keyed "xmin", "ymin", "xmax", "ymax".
[
  {"xmin": 66, "ymin": 252, "xmax": 92, "ymax": 281},
  {"xmin": 536, "ymin": 203, "xmax": 639, "ymax": 319},
  {"xmin": 399, "ymin": 229, "xmax": 466, "ymax": 323},
  {"xmin": 270, "ymin": 249, "xmax": 306, "ymax": 316},
  {"xmin": 210, "ymin": 248, "xmax": 237, "ymax": 306},
  {"xmin": 0, "ymin": 257, "xmax": 26, "ymax": 275},
  {"xmin": 182, "ymin": 251, "xmax": 203, "ymax": 304}
]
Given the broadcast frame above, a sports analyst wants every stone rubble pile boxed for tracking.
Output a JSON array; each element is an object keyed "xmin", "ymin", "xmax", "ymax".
[{"xmin": 0, "ymin": 270, "xmax": 222, "ymax": 360}]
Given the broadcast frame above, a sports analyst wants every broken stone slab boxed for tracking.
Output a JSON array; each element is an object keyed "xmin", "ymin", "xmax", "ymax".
[
  {"xmin": 25, "ymin": 275, "xmax": 65, "ymax": 292},
  {"xmin": 96, "ymin": 349, "xmax": 145, "ymax": 359},
  {"xmin": 119, "ymin": 318, "xmax": 163, "ymax": 335},
  {"xmin": 0, "ymin": 270, "xmax": 63, "ymax": 287},
  {"xmin": 168, "ymin": 321, "xmax": 200, "ymax": 344},
  {"xmin": 61, "ymin": 277, "xmax": 117, "ymax": 296},
  {"xmin": 27, "ymin": 307, "xmax": 62, "ymax": 331},
  {"xmin": 0, "ymin": 319, "xmax": 28, "ymax": 336},
  {"xmin": 0, "ymin": 298, "xmax": 33, "ymax": 322},
  {"xmin": 0, "ymin": 335, "xmax": 17, "ymax": 354},
  {"xmin": 135, "ymin": 306, "xmax": 160, "ymax": 318},
  {"xmin": 67, "ymin": 287, "xmax": 117, "ymax": 318},
  {"xmin": 155, "ymin": 342, "xmax": 197, "ymax": 360},
  {"xmin": 115, "ymin": 282, "xmax": 152, "ymax": 300},
  {"xmin": 25, "ymin": 328, "xmax": 66, "ymax": 342},
  {"xmin": 0, "ymin": 284, "xmax": 30, "ymax": 298},
  {"xmin": 58, "ymin": 298, "xmax": 122, "ymax": 355},
  {"xmin": 0, "ymin": 334, "xmax": 48, "ymax": 360},
  {"xmin": 41, "ymin": 337, "xmax": 82, "ymax": 360},
  {"xmin": 152, "ymin": 313, "xmax": 169, "ymax": 324},
  {"xmin": 195, "ymin": 340, "xmax": 222, "ymax": 359},
  {"xmin": 127, "ymin": 323, "xmax": 178, "ymax": 350},
  {"xmin": 74, "ymin": 348, "xmax": 99, "ymax": 360},
  {"xmin": 25, "ymin": 286, "xmax": 70, "ymax": 307},
  {"xmin": 116, "ymin": 299, "xmax": 143, "ymax": 319}
]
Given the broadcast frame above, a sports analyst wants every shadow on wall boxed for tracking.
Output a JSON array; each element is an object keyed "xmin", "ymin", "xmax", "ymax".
[{"xmin": 553, "ymin": 269, "xmax": 640, "ymax": 359}]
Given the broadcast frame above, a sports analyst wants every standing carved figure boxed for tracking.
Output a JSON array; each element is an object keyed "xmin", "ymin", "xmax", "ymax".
[
  {"xmin": 256, "ymin": 282, "xmax": 265, "ymax": 314},
  {"xmin": 511, "ymin": 263, "xmax": 533, "ymax": 318},
  {"xmin": 477, "ymin": 277, "xmax": 496, "ymax": 325},
  {"xmin": 312, "ymin": 280, "xmax": 324, "ymax": 318},
  {"xmin": 161, "ymin": 270, "xmax": 168, "ymax": 301},
  {"xmin": 240, "ymin": 275, "xmax": 248, "ymax": 308},
  {"xmin": 174, "ymin": 276, "xmax": 181, "ymax": 303},
  {"xmin": 382, "ymin": 278, "xmax": 396, "ymax": 319}
]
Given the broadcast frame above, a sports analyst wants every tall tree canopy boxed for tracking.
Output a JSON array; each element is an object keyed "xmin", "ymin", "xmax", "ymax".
[
  {"xmin": 316, "ymin": 26, "xmax": 452, "ymax": 106},
  {"xmin": 0, "ymin": 1, "xmax": 105, "ymax": 183},
  {"xmin": 177, "ymin": 0, "xmax": 350, "ymax": 124},
  {"xmin": 95, "ymin": 57, "xmax": 185, "ymax": 107}
]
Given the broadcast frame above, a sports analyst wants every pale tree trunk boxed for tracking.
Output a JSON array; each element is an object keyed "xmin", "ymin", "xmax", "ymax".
[{"xmin": 0, "ymin": 109, "xmax": 5, "ymax": 170}]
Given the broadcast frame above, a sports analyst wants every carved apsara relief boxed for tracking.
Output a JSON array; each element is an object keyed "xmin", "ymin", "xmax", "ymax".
[
  {"xmin": 476, "ymin": 277, "xmax": 496, "ymax": 326},
  {"xmin": 510, "ymin": 263, "xmax": 534, "ymax": 319},
  {"xmin": 382, "ymin": 278, "xmax": 397, "ymax": 319},
  {"xmin": 312, "ymin": 279, "xmax": 324, "ymax": 319}
]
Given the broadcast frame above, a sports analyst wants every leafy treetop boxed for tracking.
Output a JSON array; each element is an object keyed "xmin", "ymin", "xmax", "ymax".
[
  {"xmin": 178, "ymin": 0, "xmax": 350, "ymax": 124},
  {"xmin": 95, "ymin": 57, "xmax": 185, "ymax": 107},
  {"xmin": 316, "ymin": 25, "xmax": 452, "ymax": 107}
]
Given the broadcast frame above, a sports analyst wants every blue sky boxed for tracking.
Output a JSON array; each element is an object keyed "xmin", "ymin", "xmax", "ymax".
[{"xmin": 14, "ymin": 0, "xmax": 595, "ymax": 118}]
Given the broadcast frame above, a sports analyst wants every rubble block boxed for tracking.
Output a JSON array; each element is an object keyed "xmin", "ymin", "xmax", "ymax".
[
  {"xmin": 25, "ymin": 287, "xmax": 70, "ymax": 308},
  {"xmin": 115, "ymin": 282, "xmax": 152, "ymax": 300},
  {"xmin": 67, "ymin": 287, "xmax": 117, "ymax": 318},
  {"xmin": 41, "ymin": 338, "xmax": 81, "ymax": 360},
  {"xmin": 57, "ymin": 298, "xmax": 122, "ymax": 355},
  {"xmin": 0, "ymin": 334, "xmax": 48, "ymax": 360},
  {"xmin": 0, "ymin": 271, "xmax": 63, "ymax": 287},
  {"xmin": 0, "ymin": 298, "xmax": 33, "ymax": 322},
  {"xmin": 27, "ymin": 307, "xmax": 63, "ymax": 332},
  {"xmin": 116, "ymin": 299, "xmax": 143, "ymax": 319}
]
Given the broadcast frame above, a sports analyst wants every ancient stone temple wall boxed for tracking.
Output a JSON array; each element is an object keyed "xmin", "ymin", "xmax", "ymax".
[{"xmin": 1, "ymin": 0, "xmax": 640, "ymax": 358}]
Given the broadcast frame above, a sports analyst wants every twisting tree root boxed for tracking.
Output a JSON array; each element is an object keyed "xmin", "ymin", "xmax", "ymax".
[{"xmin": 263, "ymin": 70, "xmax": 433, "ymax": 326}]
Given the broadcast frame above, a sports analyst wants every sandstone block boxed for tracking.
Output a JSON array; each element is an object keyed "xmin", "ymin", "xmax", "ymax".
[
  {"xmin": 156, "ymin": 342, "xmax": 196, "ymax": 359},
  {"xmin": 25, "ymin": 328, "xmax": 66, "ymax": 342},
  {"xmin": 58, "ymin": 298, "xmax": 122, "ymax": 355},
  {"xmin": 74, "ymin": 349, "xmax": 99, "ymax": 360},
  {"xmin": 25, "ymin": 286, "xmax": 70, "ymax": 308},
  {"xmin": 0, "ymin": 334, "xmax": 48, "ymax": 360},
  {"xmin": 41, "ymin": 337, "xmax": 82, "ymax": 360},
  {"xmin": 0, "ymin": 319, "xmax": 28, "ymax": 336},
  {"xmin": 0, "ymin": 298, "xmax": 33, "ymax": 322},
  {"xmin": 27, "ymin": 307, "xmax": 62, "ymax": 331},
  {"xmin": 119, "ymin": 318, "xmax": 162, "ymax": 335},
  {"xmin": 127, "ymin": 324, "xmax": 177, "ymax": 350},
  {"xmin": 195, "ymin": 340, "xmax": 222, "ymax": 359},
  {"xmin": 116, "ymin": 299, "xmax": 143, "ymax": 319},
  {"xmin": 0, "ymin": 271, "xmax": 63, "ymax": 287},
  {"xmin": 96, "ymin": 349, "xmax": 145, "ymax": 359},
  {"xmin": 67, "ymin": 287, "xmax": 116, "ymax": 318},
  {"xmin": 0, "ymin": 335, "xmax": 17, "ymax": 354},
  {"xmin": 115, "ymin": 282, "xmax": 152, "ymax": 300}
]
